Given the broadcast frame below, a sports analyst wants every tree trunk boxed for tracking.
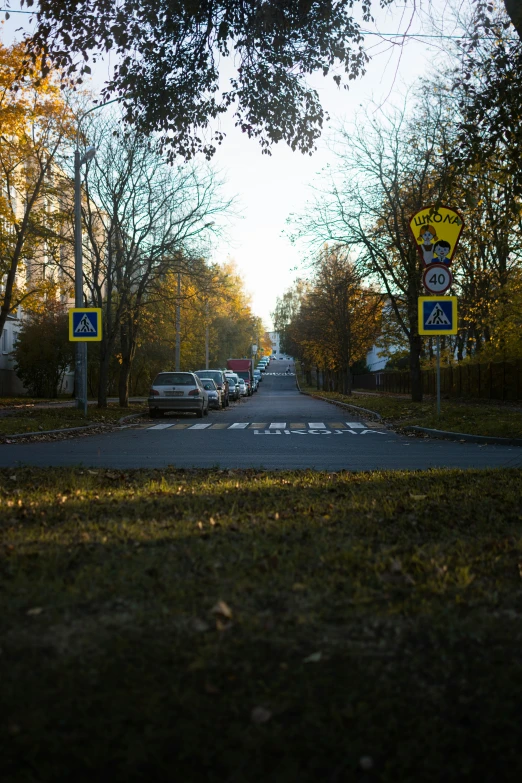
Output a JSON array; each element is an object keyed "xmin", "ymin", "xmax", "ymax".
[
  {"xmin": 504, "ymin": 0, "xmax": 522, "ymax": 38},
  {"xmin": 119, "ymin": 315, "xmax": 138, "ymax": 407},
  {"xmin": 97, "ymin": 343, "xmax": 111, "ymax": 408},
  {"xmin": 342, "ymin": 366, "xmax": 352, "ymax": 395},
  {"xmin": 410, "ymin": 334, "xmax": 423, "ymax": 402},
  {"xmin": 119, "ymin": 354, "xmax": 132, "ymax": 408}
]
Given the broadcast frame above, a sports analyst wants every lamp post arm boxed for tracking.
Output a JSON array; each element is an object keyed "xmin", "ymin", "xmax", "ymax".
[{"xmin": 75, "ymin": 96, "xmax": 123, "ymax": 150}]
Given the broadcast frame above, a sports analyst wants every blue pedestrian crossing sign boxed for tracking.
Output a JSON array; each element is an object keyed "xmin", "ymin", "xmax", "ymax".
[
  {"xmin": 69, "ymin": 308, "xmax": 102, "ymax": 341},
  {"xmin": 418, "ymin": 296, "xmax": 457, "ymax": 335}
]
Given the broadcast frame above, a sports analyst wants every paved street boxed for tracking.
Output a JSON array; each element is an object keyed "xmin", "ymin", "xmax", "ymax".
[{"xmin": 0, "ymin": 360, "xmax": 520, "ymax": 470}]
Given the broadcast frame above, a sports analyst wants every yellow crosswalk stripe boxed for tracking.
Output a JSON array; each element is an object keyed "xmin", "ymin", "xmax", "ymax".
[
  {"xmin": 210, "ymin": 423, "xmax": 229, "ymax": 429},
  {"xmin": 171, "ymin": 423, "xmax": 192, "ymax": 429},
  {"xmin": 289, "ymin": 423, "xmax": 306, "ymax": 429},
  {"xmin": 329, "ymin": 422, "xmax": 346, "ymax": 429}
]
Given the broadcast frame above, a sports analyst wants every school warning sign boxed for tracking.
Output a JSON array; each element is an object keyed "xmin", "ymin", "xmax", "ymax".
[{"xmin": 409, "ymin": 205, "xmax": 464, "ymax": 267}]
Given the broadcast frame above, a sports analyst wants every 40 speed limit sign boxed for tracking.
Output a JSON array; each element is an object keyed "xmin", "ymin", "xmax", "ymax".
[{"xmin": 422, "ymin": 263, "xmax": 452, "ymax": 294}]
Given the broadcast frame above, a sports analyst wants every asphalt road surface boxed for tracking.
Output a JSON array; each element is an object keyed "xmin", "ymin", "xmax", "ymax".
[{"xmin": 1, "ymin": 360, "xmax": 521, "ymax": 470}]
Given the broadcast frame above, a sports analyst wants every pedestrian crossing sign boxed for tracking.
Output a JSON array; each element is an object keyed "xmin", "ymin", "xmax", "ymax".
[
  {"xmin": 418, "ymin": 296, "xmax": 457, "ymax": 335},
  {"xmin": 69, "ymin": 308, "xmax": 102, "ymax": 341}
]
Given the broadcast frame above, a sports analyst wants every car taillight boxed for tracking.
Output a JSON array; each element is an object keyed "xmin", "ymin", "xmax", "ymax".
[
  {"xmin": 188, "ymin": 388, "xmax": 200, "ymax": 396},
  {"xmin": 149, "ymin": 388, "xmax": 159, "ymax": 396}
]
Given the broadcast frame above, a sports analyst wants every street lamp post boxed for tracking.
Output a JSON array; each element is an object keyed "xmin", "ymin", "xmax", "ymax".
[
  {"xmin": 74, "ymin": 98, "xmax": 121, "ymax": 413},
  {"xmin": 74, "ymin": 145, "xmax": 95, "ymax": 415}
]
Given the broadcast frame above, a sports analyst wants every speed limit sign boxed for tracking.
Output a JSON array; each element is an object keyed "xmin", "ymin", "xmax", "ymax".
[{"xmin": 422, "ymin": 263, "xmax": 453, "ymax": 294}]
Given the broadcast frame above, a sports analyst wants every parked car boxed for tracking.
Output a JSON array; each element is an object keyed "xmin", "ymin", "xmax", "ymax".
[
  {"xmin": 253, "ymin": 369, "xmax": 262, "ymax": 384},
  {"xmin": 237, "ymin": 378, "xmax": 247, "ymax": 396},
  {"xmin": 148, "ymin": 372, "xmax": 209, "ymax": 418},
  {"xmin": 200, "ymin": 378, "xmax": 221, "ymax": 409},
  {"xmin": 224, "ymin": 372, "xmax": 240, "ymax": 401},
  {"xmin": 194, "ymin": 370, "xmax": 229, "ymax": 406}
]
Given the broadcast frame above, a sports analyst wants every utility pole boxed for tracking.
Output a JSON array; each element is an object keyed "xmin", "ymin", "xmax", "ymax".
[
  {"xmin": 205, "ymin": 299, "xmax": 209, "ymax": 369},
  {"xmin": 175, "ymin": 270, "xmax": 181, "ymax": 371}
]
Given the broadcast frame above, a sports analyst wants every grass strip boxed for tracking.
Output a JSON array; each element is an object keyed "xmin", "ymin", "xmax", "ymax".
[
  {"xmin": 2, "ymin": 466, "xmax": 522, "ymax": 783},
  {"xmin": 0, "ymin": 403, "xmax": 145, "ymax": 437},
  {"xmin": 296, "ymin": 370, "xmax": 522, "ymax": 438}
]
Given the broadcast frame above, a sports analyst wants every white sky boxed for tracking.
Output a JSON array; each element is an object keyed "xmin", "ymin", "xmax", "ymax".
[{"xmin": 1, "ymin": 1, "xmax": 464, "ymax": 328}]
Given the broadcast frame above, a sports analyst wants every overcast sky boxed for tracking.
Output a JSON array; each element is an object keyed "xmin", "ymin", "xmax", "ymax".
[{"xmin": 1, "ymin": 1, "xmax": 463, "ymax": 328}]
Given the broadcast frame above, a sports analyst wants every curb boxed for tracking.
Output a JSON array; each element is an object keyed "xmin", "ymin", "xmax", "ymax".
[
  {"xmin": 295, "ymin": 375, "xmax": 383, "ymax": 421},
  {"xmin": 118, "ymin": 411, "xmax": 146, "ymax": 425},
  {"xmin": 1, "ymin": 424, "xmax": 102, "ymax": 441},
  {"xmin": 404, "ymin": 426, "xmax": 522, "ymax": 447},
  {"xmin": 1, "ymin": 411, "xmax": 146, "ymax": 441}
]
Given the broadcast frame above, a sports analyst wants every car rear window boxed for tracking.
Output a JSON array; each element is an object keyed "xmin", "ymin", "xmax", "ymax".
[
  {"xmin": 201, "ymin": 381, "xmax": 216, "ymax": 390},
  {"xmin": 196, "ymin": 370, "xmax": 222, "ymax": 383},
  {"xmin": 153, "ymin": 373, "xmax": 195, "ymax": 386}
]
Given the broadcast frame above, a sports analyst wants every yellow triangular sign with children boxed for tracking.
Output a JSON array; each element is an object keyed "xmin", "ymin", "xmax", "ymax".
[{"xmin": 409, "ymin": 205, "xmax": 464, "ymax": 268}]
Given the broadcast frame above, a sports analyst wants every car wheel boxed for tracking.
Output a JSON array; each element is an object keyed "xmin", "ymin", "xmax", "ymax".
[{"xmin": 196, "ymin": 405, "xmax": 203, "ymax": 419}]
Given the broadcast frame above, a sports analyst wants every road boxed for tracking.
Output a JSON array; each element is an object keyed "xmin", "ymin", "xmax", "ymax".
[{"xmin": 0, "ymin": 359, "xmax": 520, "ymax": 470}]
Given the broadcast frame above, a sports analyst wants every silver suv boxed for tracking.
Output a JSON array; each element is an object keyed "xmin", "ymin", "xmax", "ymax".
[{"xmin": 194, "ymin": 370, "xmax": 229, "ymax": 407}]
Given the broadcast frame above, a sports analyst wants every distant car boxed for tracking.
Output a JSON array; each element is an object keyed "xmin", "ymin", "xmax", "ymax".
[
  {"xmin": 194, "ymin": 370, "xmax": 229, "ymax": 407},
  {"xmin": 200, "ymin": 378, "xmax": 221, "ymax": 409},
  {"xmin": 237, "ymin": 378, "xmax": 247, "ymax": 396},
  {"xmin": 253, "ymin": 369, "xmax": 262, "ymax": 384},
  {"xmin": 224, "ymin": 373, "xmax": 240, "ymax": 401},
  {"xmin": 148, "ymin": 372, "xmax": 209, "ymax": 418}
]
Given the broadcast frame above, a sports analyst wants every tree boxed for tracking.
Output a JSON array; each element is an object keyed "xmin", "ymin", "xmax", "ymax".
[
  {"xmin": 21, "ymin": 0, "xmax": 377, "ymax": 160},
  {"xmin": 0, "ymin": 41, "xmax": 75, "ymax": 336},
  {"xmin": 12, "ymin": 301, "xmax": 74, "ymax": 397},
  {"xmin": 68, "ymin": 116, "xmax": 230, "ymax": 407},
  {"xmin": 291, "ymin": 92, "xmax": 456, "ymax": 401},
  {"xmin": 276, "ymin": 246, "xmax": 382, "ymax": 394},
  {"xmin": 455, "ymin": 7, "xmax": 522, "ymax": 194}
]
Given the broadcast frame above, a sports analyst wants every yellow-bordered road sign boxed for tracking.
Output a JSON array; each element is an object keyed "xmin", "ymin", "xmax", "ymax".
[
  {"xmin": 418, "ymin": 296, "xmax": 458, "ymax": 336},
  {"xmin": 69, "ymin": 308, "xmax": 102, "ymax": 341},
  {"xmin": 410, "ymin": 205, "xmax": 464, "ymax": 267}
]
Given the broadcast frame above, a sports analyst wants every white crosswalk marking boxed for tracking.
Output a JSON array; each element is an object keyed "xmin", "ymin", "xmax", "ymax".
[{"xmin": 146, "ymin": 420, "xmax": 378, "ymax": 432}]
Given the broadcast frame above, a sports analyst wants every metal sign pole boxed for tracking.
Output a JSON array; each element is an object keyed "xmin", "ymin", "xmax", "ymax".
[
  {"xmin": 436, "ymin": 336, "xmax": 441, "ymax": 417},
  {"xmin": 83, "ymin": 344, "xmax": 88, "ymax": 416}
]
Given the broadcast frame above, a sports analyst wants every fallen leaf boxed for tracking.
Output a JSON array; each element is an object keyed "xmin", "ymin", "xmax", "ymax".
[
  {"xmin": 303, "ymin": 651, "xmax": 322, "ymax": 663},
  {"xmin": 251, "ymin": 706, "xmax": 272, "ymax": 724},
  {"xmin": 410, "ymin": 494, "xmax": 426, "ymax": 500},
  {"xmin": 204, "ymin": 682, "xmax": 220, "ymax": 695},
  {"xmin": 211, "ymin": 600, "xmax": 233, "ymax": 619},
  {"xmin": 292, "ymin": 582, "xmax": 307, "ymax": 591},
  {"xmin": 26, "ymin": 607, "xmax": 43, "ymax": 616}
]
